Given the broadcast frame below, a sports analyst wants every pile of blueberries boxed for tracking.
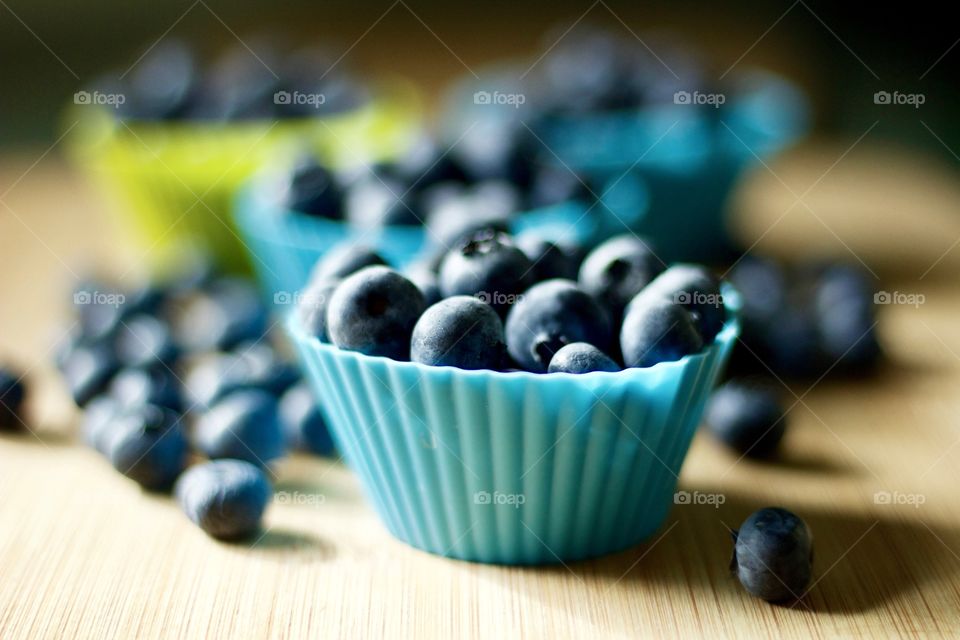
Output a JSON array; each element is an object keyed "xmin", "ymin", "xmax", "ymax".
[
  {"xmin": 86, "ymin": 39, "xmax": 367, "ymax": 122},
  {"xmin": 52, "ymin": 262, "xmax": 332, "ymax": 540}
]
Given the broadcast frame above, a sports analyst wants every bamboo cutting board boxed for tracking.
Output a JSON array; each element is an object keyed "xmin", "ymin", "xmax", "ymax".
[{"xmin": 1, "ymin": 141, "xmax": 959, "ymax": 639}]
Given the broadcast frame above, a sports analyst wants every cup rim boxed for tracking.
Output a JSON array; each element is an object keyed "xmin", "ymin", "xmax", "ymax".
[{"xmin": 287, "ymin": 284, "xmax": 741, "ymax": 383}]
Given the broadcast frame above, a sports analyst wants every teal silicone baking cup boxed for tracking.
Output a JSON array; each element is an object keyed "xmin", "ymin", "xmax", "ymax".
[{"xmin": 288, "ymin": 289, "xmax": 740, "ymax": 565}]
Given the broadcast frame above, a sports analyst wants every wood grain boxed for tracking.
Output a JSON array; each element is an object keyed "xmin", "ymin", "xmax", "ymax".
[{"xmin": 1, "ymin": 143, "xmax": 959, "ymax": 639}]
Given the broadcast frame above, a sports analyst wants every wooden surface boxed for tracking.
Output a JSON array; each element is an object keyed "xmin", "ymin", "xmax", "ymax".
[{"xmin": 2, "ymin": 140, "xmax": 960, "ymax": 639}]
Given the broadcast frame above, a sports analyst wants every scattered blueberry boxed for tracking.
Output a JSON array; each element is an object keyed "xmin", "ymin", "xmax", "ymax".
[
  {"xmin": 812, "ymin": 264, "xmax": 880, "ymax": 369},
  {"xmin": 81, "ymin": 395, "xmax": 121, "ymax": 453},
  {"xmin": 114, "ymin": 314, "xmax": 179, "ymax": 368},
  {"xmin": 505, "ymin": 279, "xmax": 613, "ymax": 373},
  {"xmin": 411, "ymin": 296, "xmax": 507, "ymax": 370},
  {"xmin": 185, "ymin": 346, "xmax": 297, "ymax": 410},
  {"xmin": 706, "ymin": 379, "xmax": 786, "ymax": 457},
  {"xmin": 325, "ymin": 266, "xmax": 425, "ymax": 361},
  {"xmin": 104, "ymin": 404, "xmax": 188, "ymax": 491},
  {"xmin": 732, "ymin": 507, "xmax": 813, "ymax": 603},
  {"xmin": 439, "ymin": 229, "xmax": 534, "ymax": 316},
  {"xmin": 175, "ymin": 459, "xmax": 272, "ymax": 540},
  {"xmin": 547, "ymin": 342, "xmax": 620, "ymax": 374},
  {"xmin": 174, "ymin": 277, "xmax": 268, "ymax": 352},
  {"xmin": 195, "ymin": 390, "xmax": 286, "ymax": 466},
  {"xmin": 61, "ymin": 341, "xmax": 119, "ymax": 407},
  {"xmin": 309, "ymin": 244, "xmax": 386, "ymax": 282},
  {"xmin": 280, "ymin": 383, "xmax": 334, "ymax": 455},
  {"xmin": 578, "ymin": 235, "xmax": 663, "ymax": 316},
  {"xmin": 620, "ymin": 297, "xmax": 703, "ymax": 368},
  {"xmin": 109, "ymin": 365, "xmax": 183, "ymax": 413},
  {"xmin": 0, "ymin": 365, "xmax": 26, "ymax": 430}
]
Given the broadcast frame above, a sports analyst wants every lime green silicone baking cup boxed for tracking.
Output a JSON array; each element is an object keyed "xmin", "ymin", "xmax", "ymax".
[{"xmin": 67, "ymin": 82, "xmax": 420, "ymax": 276}]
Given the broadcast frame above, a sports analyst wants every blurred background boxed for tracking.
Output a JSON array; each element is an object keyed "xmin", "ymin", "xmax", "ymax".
[{"xmin": 1, "ymin": 0, "xmax": 958, "ymax": 155}]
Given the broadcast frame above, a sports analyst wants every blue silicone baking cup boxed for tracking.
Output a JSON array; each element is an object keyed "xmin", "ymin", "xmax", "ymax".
[
  {"xmin": 234, "ymin": 182, "xmax": 598, "ymax": 308},
  {"xmin": 287, "ymin": 289, "xmax": 740, "ymax": 565}
]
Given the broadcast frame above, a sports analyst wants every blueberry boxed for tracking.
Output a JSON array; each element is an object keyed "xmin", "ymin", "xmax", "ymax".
[
  {"xmin": 393, "ymin": 137, "xmax": 471, "ymax": 191},
  {"xmin": 732, "ymin": 507, "xmax": 813, "ymax": 602},
  {"xmin": 516, "ymin": 235, "xmax": 581, "ymax": 282},
  {"xmin": 109, "ymin": 366, "xmax": 183, "ymax": 413},
  {"xmin": 411, "ymin": 296, "xmax": 507, "ymax": 370},
  {"xmin": 0, "ymin": 365, "xmax": 26, "ymax": 430},
  {"xmin": 104, "ymin": 404, "xmax": 188, "ymax": 491},
  {"xmin": 344, "ymin": 176, "xmax": 423, "ymax": 227},
  {"xmin": 326, "ymin": 266, "xmax": 425, "ymax": 360},
  {"xmin": 577, "ymin": 235, "xmax": 664, "ymax": 317},
  {"xmin": 175, "ymin": 460, "xmax": 272, "ymax": 540},
  {"xmin": 452, "ymin": 119, "xmax": 534, "ymax": 186},
  {"xmin": 728, "ymin": 256, "xmax": 787, "ymax": 327},
  {"xmin": 295, "ymin": 278, "xmax": 339, "ymax": 342},
  {"xmin": 280, "ymin": 383, "xmax": 334, "ymax": 455},
  {"xmin": 279, "ymin": 157, "xmax": 343, "ymax": 219},
  {"xmin": 763, "ymin": 304, "xmax": 823, "ymax": 378},
  {"xmin": 185, "ymin": 346, "xmax": 297, "ymax": 410},
  {"xmin": 73, "ymin": 280, "xmax": 123, "ymax": 340},
  {"xmin": 81, "ymin": 395, "xmax": 121, "ymax": 453},
  {"xmin": 706, "ymin": 379, "xmax": 786, "ymax": 457},
  {"xmin": 404, "ymin": 264, "xmax": 442, "ymax": 307},
  {"xmin": 195, "ymin": 390, "xmax": 286, "ymax": 466},
  {"xmin": 505, "ymin": 279, "xmax": 613, "ymax": 373},
  {"xmin": 309, "ymin": 244, "xmax": 385, "ymax": 282},
  {"xmin": 547, "ymin": 342, "xmax": 620, "ymax": 374},
  {"xmin": 174, "ymin": 278, "xmax": 268, "ymax": 352},
  {"xmin": 195, "ymin": 43, "xmax": 281, "ymax": 120},
  {"xmin": 125, "ymin": 39, "xmax": 198, "ymax": 120},
  {"xmin": 114, "ymin": 314, "xmax": 179, "ymax": 368},
  {"xmin": 61, "ymin": 342, "xmax": 119, "ymax": 407},
  {"xmin": 620, "ymin": 297, "xmax": 703, "ymax": 368},
  {"xmin": 641, "ymin": 264, "xmax": 726, "ymax": 342},
  {"xmin": 812, "ymin": 264, "xmax": 880, "ymax": 370},
  {"xmin": 439, "ymin": 230, "xmax": 534, "ymax": 316}
]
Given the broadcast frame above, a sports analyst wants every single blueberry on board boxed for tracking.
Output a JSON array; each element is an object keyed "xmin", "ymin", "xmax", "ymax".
[
  {"xmin": 577, "ymin": 235, "xmax": 663, "ymax": 317},
  {"xmin": 410, "ymin": 296, "xmax": 507, "ymax": 370},
  {"xmin": 505, "ymin": 279, "xmax": 613, "ymax": 373},
  {"xmin": 325, "ymin": 266, "xmax": 426, "ymax": 361},
  {"xmin": 706, "ymin": 379, "xmax": 786, "ymax": 457},
  {"xmin": 619, "ymin": 297, "xmax": 703, "ymax": 368},
  {"xmin": 175, "ymin": 459, "xmax": 273, "ymax": 540},
  {"xmin": 438, "ymin": 230, "xmax": 534, "ymax": 316},
  {"xmin": 280, "ymin": 383, "xmax": 334, "ymax": 455},
  {"xmin": 104, "ymin": 404, "xmax": 188, "ymax": 492},
  {"xmin": 732, "ymin": 507, "xmax": 813, "ymax": 603},
  {"xmin": 0, "ymin": 365, "xmax": 26, "ymax": 430},
  {"xmin": 195, "ymin": 390, "xmax": 286, "ymax": 466},
  {"xmin": 547, "ymin": 342, "xmax": 620, "ymax": 374}
]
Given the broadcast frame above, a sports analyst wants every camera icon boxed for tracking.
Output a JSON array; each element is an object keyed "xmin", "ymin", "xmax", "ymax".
[
  {"xmin": 73, "ymin": 291, "xmax": 92, "ymax": 305},
  {"xmin": 673, "ymin": 490, "xmax": 691, "ymax": 505},
  {"xmin": 873, "ymin": 491, "xmax": 891, "ymax": 505},
  {"xmin": 874, "ymin": 91, "xmax": 891, "ymax": 105},
  {"xmin": 274, "ymin": 291, "xmax": 292, "ymax": 305},
  {"xmin": 874, "ymin": 291, "xmax": 891, "ymax": 304},
  {"xmin": 473, "ymin": 91, "xmax": 492, "ymax": 105},
  {"xmin": 673, "ymin": 90, "xmax": 691, "ymax": 105},
  {"xmin": 74, "ymin": 91, "xmax": 91, "ymax": 105},
  {"xmin": 675, "ymin": 291, "xmax": 692, "ymax": 304},
  {"xmin": 274, "ymin": 91, "xmax": 292, "ymax": 105},
  {"xmin": 474, "ymin": 491, "xmax": 491, "ymax": 505}
]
